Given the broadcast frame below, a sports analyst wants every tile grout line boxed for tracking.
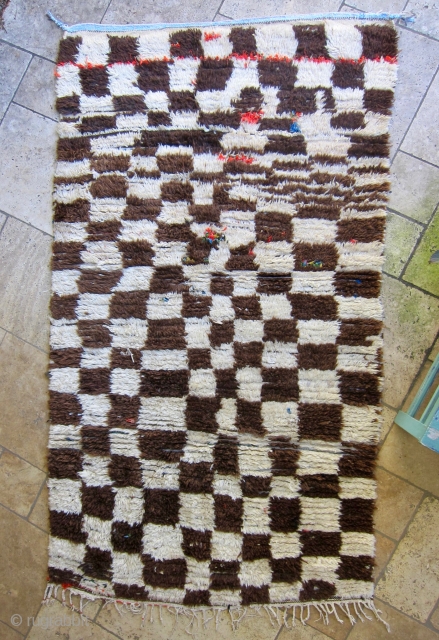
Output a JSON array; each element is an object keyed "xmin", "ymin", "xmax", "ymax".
[
  {"xmin": 425, "ymin": 598, "xmax": 439, "ymax": 629},
  {"xmin": 382, "ymin": 270, "xmax": 439, "ymax": 300},
  {"xmin": 100, "ymin": 0, "xmax": 115, "ymax": 25},
  {"xmin": 0, "ymin": 324, "xmax": 49, "ymax": 355},
  {"xmin": 398, "ymin": 200, "xmax": 439, "ymax": 280},
  {"xmin": 374, "ymin": 596, "xmax": 439, "ymax": 634},
  {"xmin": 213, "ymin": 0, "xmax": 228, "ymax": 21},
  {"xmin": 26, "ymin": 473, "xmax": 48, "ymax": 524},
  {"xmin": 382, "ymin": 400, "xmax": 398, "ymax": 411},
  {"xmin": 397, "ymin": 19, "xmax": 439, "ymax": 45},
  {"xmin": 373, "ymin": 526, "xmax": 398, "ymax": 545},
  {"xmin": 92, "ymin": 601, "xmax": 104, "ymax": 623},
  {"xmin": 0, "ymin": 208, "xmax": 54, "ymax": 238},
  {"xmin": 386, "ymin": 206, "xmax": 427, "ymax": 228},
  {"xmin": 88, "ymin": 618, "xmax": 125, "ymax": 639},
  {"xmin": 0, "ymin": 618, "xmax": 26, "ymax": 638},
  {"xmin": 0, "ymin": 499, "xmax": 48, "ymax": 536},
  {"xmin": 375, "ymin": 462, "xmax": 436, "ymax": 500},
  {"xmin": 10, "ymin": 100, "xmax": 58, "ymax": 123},
  {"xmin": 23, "ymin": 601, "xmax": 43, "ymax": 640},
  {"xmin": 395, "ymin": 63, "xmax": 439, "ymax": 158},
  {"xmin": 399, "ymin": 148, "xmax": 439, "ymax": 171},
  {"xmin": 0, "ymin": 52, "xmax": 33, "ymax": 128},
  {"xmin": 0, "ymin": 37, "xmax": 56, "ymax": 63},
  {"xmin": 374, "ymin": 496, "xmax": 431, "ymax": 602},
  {"xmin": 0, "ymin": 211, "xmax": 8, "ymax": 236},
  {"xmin": 0, "ymin": 444, "xmax": 47, "ymax": 474}
]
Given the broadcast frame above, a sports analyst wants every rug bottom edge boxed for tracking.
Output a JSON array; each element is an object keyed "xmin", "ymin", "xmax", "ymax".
[{"xmin": 43, "ymin": 583, "xmax": 390, "ymax": 632}]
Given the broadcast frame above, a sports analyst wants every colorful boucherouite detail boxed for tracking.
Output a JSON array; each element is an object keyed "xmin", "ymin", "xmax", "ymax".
[{"xmin": 45, "ymin": 18, "xmax": 397, "ymax": 632}]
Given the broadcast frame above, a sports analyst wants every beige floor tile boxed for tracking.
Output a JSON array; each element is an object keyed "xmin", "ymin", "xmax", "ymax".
[
  {"xmin": 390, "ymin": 152, "xmax": 439, "ymax": 224},
  {"xmin": 381, "ymin": 276, "xmax": 439, "ymax": 408},
  {"xmin": 348, "ymin": 599, "xmax": 439, "ymax": 639},
  {"xmin": 103, "ymin": 0, "xmax": 222, "ymax": 24},
  {"xmin": 14, "ymin": 57, "xmax": 57, "ymax": 121},
  {"xmin": 97, "ymin": 602, "xmax": 283, "ymax": 640},
  {"xmin": 0, "ymin": 217, "xmax": 51, "ymax": 351},
  {"xmin": 380, "ymin": 406, "xmax": 396, "ymax": 442},
  {"xmin": 0, "ymin": 333, "xmax": 48, "ymax": 470},
  {"xmin": 0, "ymin": 104, "xmax": 56, "ymax": 235},
  {"xmin": 0, "ymin": 619, "xmax": 24, "ymax": 639},
  {"xmin": 376, "ymin": 497, "xmax": 439, "ymax": 621},
  {"xmin": 378, "ymin": 424, "xmax": 439, "ymax": 496},
  {"xmin": 1, "ymin": 0, "xmax": 109, "ymax": 61},
  {"xmin": 27, "ymin": 599, "xmax": 118, "ymax": 640},
  {"xmin": 402, "ymin": 70, "xmax": 439, "ymax": 166},
  {"xmin": 0, "ymin": 42, "xmax": 31, "ymax": 121},
  {"xmin": 383, "ymin": 212, "xmax": 422, "ymax": 277},
  {"xmin": 0, "ymin": 450, "xmax": 45, "ymax": 517},
  {"xmin": 390, "ymin": 27, "xmax": 439, "ymax": 158},
  {"xmin": 28, "ymin": 483, "xmax": 49, "ymax": 533},
  {"xmin": 431, "ymin": 602, "xmax": 439, "ymax": 631},
  {"xmin": 404, "ymin": 209, "xmax": 439, "ymax": 296},
  {"xmin": 278, "ymin": 620, "xmax": 333, "ymax": 639},
  {"xmin": 0, "ymin": 504, "xmax": 48, "ymax": 636},
  {"xmin": 405, "ymin": 0, "xmax": 439, "ymax": 40},
  {"xmin": 374, "ymin": 532, "xmax": 396, "ymax": 581},
  {"xmin": 379, "ymin": 424, "xmax": 439, "ymax": 496},
  {"xmin": 306, "ymin": 607, "xmax": 352, "ymax": 640},
  {"xmin": 374, "ymin": 467, "xmax": 424, "ymax": 540},
  {"xmin": 221, "ymin": 0, "xmax": 340, "ymax": 18}
]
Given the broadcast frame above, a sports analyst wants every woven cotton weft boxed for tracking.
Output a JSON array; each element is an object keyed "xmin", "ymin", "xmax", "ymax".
[{"xmin": 46, "ymin": 17, "xmax": 397, "ymax": 627}]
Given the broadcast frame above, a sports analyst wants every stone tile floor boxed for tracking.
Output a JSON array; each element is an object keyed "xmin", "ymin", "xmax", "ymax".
[{"xmin": 0, "ymin": 0, "xmax": 438, "ymax": 638}]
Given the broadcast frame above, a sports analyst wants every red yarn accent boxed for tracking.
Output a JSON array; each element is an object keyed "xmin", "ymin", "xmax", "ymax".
[
  {"xmin": 241, "ymin": 111, "xmax": 263, "ymax": 124},
  {"xmin": 218, "ymin": 154, "xmax": 254, "ymax": 164},
  {"xmin": 204, "ymin": 32, "xmax": 221, "ymax": 41},
  {"xmin": 55, "ymin": 53, "xmax": 398, "ymax": 70}
]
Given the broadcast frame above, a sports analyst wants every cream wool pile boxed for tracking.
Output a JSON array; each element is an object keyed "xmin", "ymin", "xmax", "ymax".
[{"xmin": 46, "ymin": 15, "xmax": 397, "ymax": 630}]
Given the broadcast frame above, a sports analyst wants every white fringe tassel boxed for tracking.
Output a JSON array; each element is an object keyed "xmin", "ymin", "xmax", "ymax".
[{"xmin": 43, "ymin": 583, "xmax": 390, "ymax": 633}]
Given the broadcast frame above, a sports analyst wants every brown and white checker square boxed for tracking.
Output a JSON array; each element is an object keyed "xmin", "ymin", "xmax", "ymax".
[{"xmin": 48, "ymin": 20, "xmax": 396, "ymax": 607}]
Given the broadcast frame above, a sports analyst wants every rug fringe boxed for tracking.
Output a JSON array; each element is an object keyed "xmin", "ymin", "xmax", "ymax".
[{"xmin": 43, "ymin": 584, "xmax": 390, "ymax": 633}]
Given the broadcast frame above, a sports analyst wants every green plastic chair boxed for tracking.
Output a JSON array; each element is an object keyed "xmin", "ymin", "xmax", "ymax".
[{"xmin": 394, "ymin": 353, "xmax": 439, "ymax": 453}]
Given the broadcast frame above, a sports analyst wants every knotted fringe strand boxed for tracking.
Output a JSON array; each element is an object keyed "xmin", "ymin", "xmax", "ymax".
[{"xmin": 43, "ymin": 584, "xmax": 390, "ymax": 634}]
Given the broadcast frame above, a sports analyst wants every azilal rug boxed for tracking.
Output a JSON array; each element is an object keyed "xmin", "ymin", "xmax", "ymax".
[{"xmin": 45, "ymin": 13, "xmax": 398, "ymax": 630}]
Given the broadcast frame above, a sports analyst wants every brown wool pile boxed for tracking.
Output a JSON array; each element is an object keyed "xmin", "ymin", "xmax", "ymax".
[{"xmin": 45, "ymin": 17, "xmax": 397, "ymax": 627}]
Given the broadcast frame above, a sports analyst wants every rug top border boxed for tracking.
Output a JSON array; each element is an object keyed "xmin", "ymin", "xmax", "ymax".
[{"xmin": 47, "ymin": 11, "xmax": 413, "ymax": 33}]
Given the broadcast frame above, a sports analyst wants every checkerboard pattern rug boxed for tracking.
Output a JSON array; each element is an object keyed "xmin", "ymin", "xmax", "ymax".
[{"xmin": 46, "ymin": 18, "xmax": 397, "ymax": 626}]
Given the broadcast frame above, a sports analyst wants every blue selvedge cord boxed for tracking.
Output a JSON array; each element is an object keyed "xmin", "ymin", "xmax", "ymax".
[{"xmin": 47, "ymin": 10, "xmax": 415, "ymax": 33}]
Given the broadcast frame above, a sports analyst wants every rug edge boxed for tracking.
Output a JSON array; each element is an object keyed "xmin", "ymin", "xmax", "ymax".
[
  {"xmin": 43, "ymin": 583, "xmax": 390, "ymax": 632},
  {"xmin": 47, "ymin": 10, "xmax": 414, "ymax": 34}
]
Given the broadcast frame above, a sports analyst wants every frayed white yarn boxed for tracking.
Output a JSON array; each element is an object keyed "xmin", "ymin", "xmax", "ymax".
[{"xmin": 43, "ymin": 583, "xmax": 390, "ymax": 633}]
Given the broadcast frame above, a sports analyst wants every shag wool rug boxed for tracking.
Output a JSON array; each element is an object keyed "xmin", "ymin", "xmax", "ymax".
[{"xmin": 46, "ymin": 15, "xmax": 397, "ymax": 629}]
